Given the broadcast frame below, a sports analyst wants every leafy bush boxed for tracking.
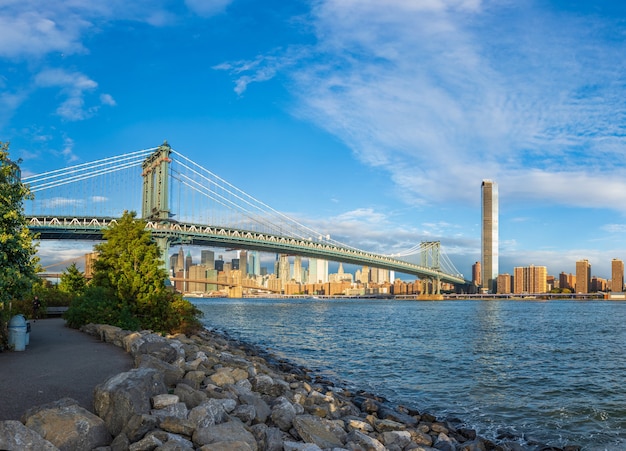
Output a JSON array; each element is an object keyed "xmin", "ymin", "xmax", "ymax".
[{"xmin": 65, "ymin": 211, "xmax": 203, "ymax": 334}]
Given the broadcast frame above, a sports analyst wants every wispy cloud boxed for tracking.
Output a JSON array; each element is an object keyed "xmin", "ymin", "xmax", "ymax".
[{"xmin": 221, "ymin": 0, "xmax": 626, "ymax": 211}]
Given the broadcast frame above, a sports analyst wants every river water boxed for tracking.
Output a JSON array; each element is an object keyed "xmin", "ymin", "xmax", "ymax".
[{"xmin": 192, "ymin": 298, "xmax": 626, "ymax": 450}]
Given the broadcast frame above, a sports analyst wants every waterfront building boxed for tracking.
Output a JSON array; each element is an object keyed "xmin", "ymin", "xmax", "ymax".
[
  {"xmin": 496, "ymin": 273, "xmax": 511, "ymax": 294},
  {"xmin": 612, "ymin": 258, "xmax": 624, "ymax": 292},
  {"xmin": 481, "ymin": 180, "xmax": 498, "ymax": 293},
  {"xmin": 575, "ymin": 260, "xmax": 591, "ymax": 293},
  {"xmin": 547, "ymin": 275, "xmax": 555, "ymax": 291},
  {"xmin": 591, "ymin": 276, "xmax": 607, "ymax": 292},
  {"xmin": 472, "ymin": 261, "xmax": 481, "ymax": 287},
  {"xmin": 559, "ymin": 272, "xmax": 576, "ymax": 291},
  {"xmin": 513, "ymin": 265, "xmax": 547, "ymax": 294}
]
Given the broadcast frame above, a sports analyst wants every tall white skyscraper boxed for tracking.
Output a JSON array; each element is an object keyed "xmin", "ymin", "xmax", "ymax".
[
  {"xmin": 481, "ymin": 180, "xmax": 498, "ymax": 292},
  {"xmin": 308, "ymin": 258, "xmax": 329, "ymax": 284}
]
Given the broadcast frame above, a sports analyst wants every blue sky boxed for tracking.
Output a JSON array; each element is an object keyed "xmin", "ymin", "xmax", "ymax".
[{"xmin": 3, "ymin": 0, "xmax": 626, "ymax": 280}]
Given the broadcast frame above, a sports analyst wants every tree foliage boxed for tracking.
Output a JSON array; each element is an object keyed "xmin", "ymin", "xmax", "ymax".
[
  {"xmin": 58, "ymin": 262, "xmax": 87, "ymax": 298},
  {"xmin": 0, "ymin": 141, "xmax": 39, "ymax": 348},
  {"xmin": 65, "ymin": 211, "xmax": 202, "ymax": 334}
]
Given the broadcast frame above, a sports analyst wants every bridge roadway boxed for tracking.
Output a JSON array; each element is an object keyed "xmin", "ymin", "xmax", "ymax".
[{"xmin": 26, "ymin": 216, "xmax": 467, "ymax": 285}]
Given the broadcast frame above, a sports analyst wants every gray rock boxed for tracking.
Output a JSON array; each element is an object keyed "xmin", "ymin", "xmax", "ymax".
[
  {"xmin": 151, "ymin": 402, "xmax": 188, "ymax": 421},
  {"xmin": 188, "ymin": 398, "xmax": 234, "ymax": 428},
  {"xmin": 192, "ymin": 420, "xmax": 258, "ymax": 450},
  {"xmin": 232, "ymin": 404, "xmax": 257, "ymax": 424},
  {"xmin": 129, "ymin": 433, "xmax": 162, "ymax": 451},
  {"xmin": 147, "ymin": 430, "xmax": 194, "ymax": 449},
  {"xmin": 183, "ymin": 370, "xmax": 206, "ymax": 389},
  {"xmin": 381, "ymin": 430, "xmax": 412, "ymax": 448},
  {"xmin": 22, "ymin": 398, "xmax": 111, "ymax": 451},
  {"xmin": 94, "ymin": 367, "xmax": 167, "ymax": 436},
  {"xmin": 136, "ymin": 354, "xmax": 185, "ymax": 387},
  {"xmin": 283, "ymin": 442, "xmax": 323, "ymax": 451},
  {"xmin": 159, "ymin": 416, "xmax": 196, "ymax": 437},
  {"xmin": 110, "ymin": 432, "xmax": 130, "ymax": 451},
  {"xmin": 123, "ymin": 414, "xmax": 159, "ymax": 442},
  {"xmin": 152, "ymin": 394, "xmax": 180, "ymax": 409},
  {"xmin": 0, "ymin": 420, "xmax": 59, "ymax": 451},
  {"xmin": 271, "ymin": 396, "xmax": 296, "ymax": 431},
  {"xmin": 292, "ymin": 414, "xmax": 346, "ymax": 449},
  {"xmin": 174, "ymin": 383, "xmax": 208, "ymax": 409},
  {"xmin": 345, "ymin": 429, "xmax": 385, "ymax": 451},
  {"xmin": 239, "ymin": 392, "xmax": 271, "ymax": 424}
]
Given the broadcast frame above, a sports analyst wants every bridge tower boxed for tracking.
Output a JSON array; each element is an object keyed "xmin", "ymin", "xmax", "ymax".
[
  {"xmin": 142, "ymin": 141, "xmax": 172, "ymax": 221},
  {"xmin": 141, "ymin": 142, "xmax": 176, "ymax": 274},
  {"xmin": 421, "ymin": 241, "xmax": 442, "ymax": 295}
]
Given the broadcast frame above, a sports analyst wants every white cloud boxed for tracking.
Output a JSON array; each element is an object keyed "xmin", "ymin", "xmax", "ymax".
[
  {"xmin": 99, "ymin": 93, "xmax": 116, "ymax": 106},
  {"xmin": 0, "ymin": 1, "xmax": 188, "ymax": 58},
  {"xmin": 219, "ymin": 1, "xmax": 626, "ymax": 212},
  {"xmin": 185, "ymin": 0, "xmax": 233, "ymax": 17},
  {"xmin": 34, "ymin": 68, "xmax": 99, "ymax": 120}
]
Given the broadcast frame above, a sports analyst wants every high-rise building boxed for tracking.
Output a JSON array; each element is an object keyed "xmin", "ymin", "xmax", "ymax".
[
  {"xmin": 481, "ymin": 180, "xmax": 498, "ymax": 293},
  {"xmin": 308, "ymin": 258, "xmax": 328, "ymax": 284},
  {"xmin": 248, "ymin": 251, "xmax": 260, "ymax": 276},
  {"xmin": 575, "ymin": 259, "xmax": 591, "ymax": 293},
  {"xmin": 185, "ymin": 251, "xmax": 193, "ymax": 272},
  {"xmin": 239, "ymin": 250, "xmax": 248, "ymax": 275},
  {"xmin": 201, "ymin": 250, "xmax": 215, "ymax": 268},
  {"xmin": 278, "ymin": 254, "xmax": 290, "ymax": 284},
  {"xmin": 513, "ymin": 265, "xmax": 547, "ymax": 294},
  {"xmin": 472, "ymin": 261, "xmax": 481, "ymax": 287},
  {"xmin": 293, "ymin": 256, "xmax": 303, "ymax": 283},
  {"xmin": 175, "ymin": 247, "xmax": 185, "ymax": 273},
  {"xmin": 612, "ymin": 258, "xmax": 624, "ymax": 292},
  {"xmin": 496, "ymin": 273, "xmax": 511, "ymax": 294}
]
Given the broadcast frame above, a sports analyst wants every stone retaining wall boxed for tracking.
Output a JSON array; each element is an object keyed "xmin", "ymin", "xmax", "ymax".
[{"xmin": 0, "ymin": 324, "xmax": 580, "ymax": 451}]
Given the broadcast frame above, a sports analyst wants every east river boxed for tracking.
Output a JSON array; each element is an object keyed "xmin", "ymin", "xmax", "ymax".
[{"xmin": 192, "ymin": 298, "xmax": 626, "ymax": 450}]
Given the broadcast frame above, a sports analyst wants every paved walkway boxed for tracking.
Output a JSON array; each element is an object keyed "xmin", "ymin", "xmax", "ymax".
[{"xmin": 0, "ymin": 317, "xmax": 133, "ymax": 421}]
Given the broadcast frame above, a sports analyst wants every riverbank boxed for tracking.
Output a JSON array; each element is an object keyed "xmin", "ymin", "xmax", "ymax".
[{"xmin": 1, "ymin": 320, "xmax": 582, "ymax": 450}]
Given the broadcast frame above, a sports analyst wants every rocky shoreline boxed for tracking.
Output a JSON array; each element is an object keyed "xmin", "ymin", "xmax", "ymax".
[{"xmin": 0, "ymin": 324, "xmax": 581, "ymax": 451}]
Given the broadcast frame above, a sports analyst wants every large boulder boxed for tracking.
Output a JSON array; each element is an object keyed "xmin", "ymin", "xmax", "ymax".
[
  {"xmin": 292, "ymin": 414, "xmax": 346, "ymax": 449},
  {"xmin": 22, "ymin": 398, "xmax": 110, "ymax": 451},
  {"xmin": 0, "ymin": 420, "xmax": 58, "ymax": 451},
  {"xmin": 192, "ymin": 420, "xmax": 258, "ymax": 450},
  {"xmin": 94, "ymin": 367, "xmax": 167, "ymax": 436},
  {"xmin": 135, "ymin": 354, "xmax": 185, "ymax": 387}
]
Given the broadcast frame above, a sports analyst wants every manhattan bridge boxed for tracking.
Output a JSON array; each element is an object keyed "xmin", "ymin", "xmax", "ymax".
[{"xmin": 23, "ymin": 142, "xmax": 467, "ymax": 294}]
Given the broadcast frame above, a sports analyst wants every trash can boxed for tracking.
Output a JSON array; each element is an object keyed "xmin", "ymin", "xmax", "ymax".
[{"xmin": 8, "ymin": 314, "xmax": 27, "ymax": 351}]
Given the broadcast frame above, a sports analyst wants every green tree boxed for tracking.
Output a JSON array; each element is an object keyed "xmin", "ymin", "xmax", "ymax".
[
  {"xmin": 65, "ymin": 210, "xmax": 202, "ymax": 333},
  {"xmin": 58, "ymin": 262, "xmax": 87, "ymax": 298},
  {"xmin": 0, "ymin": 141, "xmax": 40, "ymax": 348}
]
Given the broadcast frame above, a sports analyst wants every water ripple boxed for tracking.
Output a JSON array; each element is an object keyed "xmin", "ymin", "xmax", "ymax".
[{"xmin": 194, "ymin": 298, "xmax": 626, "ymax": 449}]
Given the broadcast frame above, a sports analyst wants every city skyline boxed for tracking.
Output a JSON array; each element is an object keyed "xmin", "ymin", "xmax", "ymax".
[{"xmin": 4, "ymin": 2, "xmax": 626, "ymax": 279}]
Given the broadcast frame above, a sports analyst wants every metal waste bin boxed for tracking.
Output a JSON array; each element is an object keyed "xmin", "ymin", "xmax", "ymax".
[{"xmin": 8, "ymin": 314, "xmax": 27, "ymax": 351}]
